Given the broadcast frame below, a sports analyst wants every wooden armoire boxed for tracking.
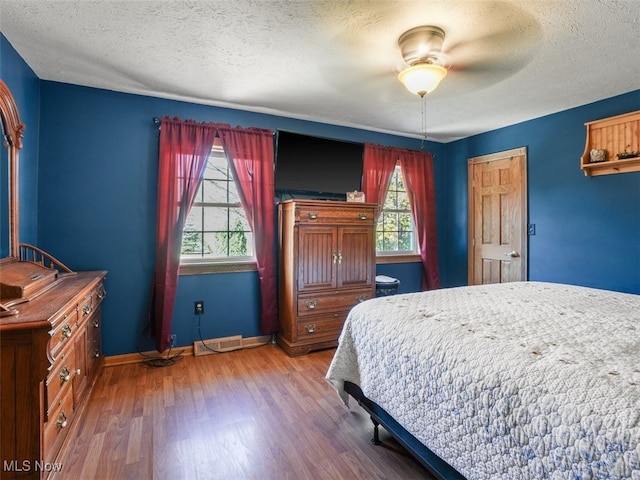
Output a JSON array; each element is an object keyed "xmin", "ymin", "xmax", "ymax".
[{"xmin": 277, "ymin": 199, "xmax": 376, "ymax": 356}]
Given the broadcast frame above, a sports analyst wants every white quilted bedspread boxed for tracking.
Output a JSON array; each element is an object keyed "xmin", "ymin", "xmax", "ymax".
[{"xmin": 326, "ymin": 282, "xmax": 640, "ymax": 479}]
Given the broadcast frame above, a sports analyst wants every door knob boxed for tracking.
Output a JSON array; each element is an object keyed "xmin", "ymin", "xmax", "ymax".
[{"xmin": 505, "ymin": 251, "xmax": 520, "ymax": 257}]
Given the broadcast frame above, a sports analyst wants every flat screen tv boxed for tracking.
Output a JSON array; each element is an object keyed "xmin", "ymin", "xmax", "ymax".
[{"xmin": 275, "ymin": 131, "xmax": 364, "ymax": 199}]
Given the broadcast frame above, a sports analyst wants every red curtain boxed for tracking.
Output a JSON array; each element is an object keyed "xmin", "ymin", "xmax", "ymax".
[
  {"xmin": 151, "ymin": 117, "xmax": 217, "ymax": 352},
  {"xmin": 218, "ymin": 126, "xmax": 278, "ymax": 334},
  {"xmin": 362, "ymin": 143, "xmax": 398, "ymax": 220},
  {"xmin": 399, "ymin": 150, "xmax": 440, "ymax": 290}
]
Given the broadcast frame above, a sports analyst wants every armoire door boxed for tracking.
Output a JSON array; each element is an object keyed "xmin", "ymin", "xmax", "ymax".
[
  {"xmin": 297, "ymin": 226, "xmax": 336, "ymax": 291},
  {"xmin": 337, "ymin": 226, "xmax": 375, "ymax": 288}
]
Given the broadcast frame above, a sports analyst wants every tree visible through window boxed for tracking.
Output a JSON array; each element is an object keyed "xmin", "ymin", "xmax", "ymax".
[
  {"xmin": 376, "ymin": 165, "xmax": 416, "ymax": 254},
  {"xmin": 181, "ymin": 145, "xmax": 253, "ymax": 261}
]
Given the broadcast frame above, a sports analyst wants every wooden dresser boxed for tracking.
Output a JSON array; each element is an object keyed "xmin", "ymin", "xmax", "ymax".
[
  {"xmin": 0, "ymin": 260, "xmax": 107, "ymax": 479},
  {"xmin": 277, "ymin": 199, "xmax": 376, "ymax": 356}
]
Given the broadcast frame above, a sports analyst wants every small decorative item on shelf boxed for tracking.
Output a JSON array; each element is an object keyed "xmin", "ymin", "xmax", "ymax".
[
  {"xmin": 346, "ymin": 190, "xmax": 365, "ymax": 202},
  {"xmin": 590, "ymin": 149, "xmax": 607, "ymax": 162},
  {"xmin": 616, "ymin": 145, "xmax": 640, "ymax": 160}
]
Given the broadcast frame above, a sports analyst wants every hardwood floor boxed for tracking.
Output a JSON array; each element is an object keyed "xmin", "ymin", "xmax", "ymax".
[{"xmin": 53, "ymin": 344, "xmax": 434, "ymax": 480}]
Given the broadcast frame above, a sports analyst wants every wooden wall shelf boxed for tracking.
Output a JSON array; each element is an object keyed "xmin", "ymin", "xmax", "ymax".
[{"xmin": 580, "ymin": 110, "xmax": 640, "ymax": 176}]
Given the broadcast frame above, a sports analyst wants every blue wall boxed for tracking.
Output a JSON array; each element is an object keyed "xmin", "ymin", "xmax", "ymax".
[
  {"xmin": 3, "ymin": 34, "xmax": 638, "ymax": 357},
  {"xmin": 0, "ymin": 35, "xmax": 39, "ymax": 255},
  {"xmin": 443, "ymin": 90, "xmax": 640, "ymax": 293},
  {"xmin": 36, "ymin": 81, "xmax": 442, "ymax": 355}
]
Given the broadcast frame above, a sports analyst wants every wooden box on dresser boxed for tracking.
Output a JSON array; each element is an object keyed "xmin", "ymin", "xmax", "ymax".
[
  {"xmin": 0, "ymin": 265, "xmax": 107, "ymax": 480},
  {"xmin": 277, "ymin": 199, "xmax": 376, "ymax": 356}
]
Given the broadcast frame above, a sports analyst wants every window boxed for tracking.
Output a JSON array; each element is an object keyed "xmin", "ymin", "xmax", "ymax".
[
  {"xmin": 181, "ymin": 145, "xmax": 254, "ymax": 263},
  {"xmin": 376, "ymin": 165, "xmax": 417, "ymax": 254}
]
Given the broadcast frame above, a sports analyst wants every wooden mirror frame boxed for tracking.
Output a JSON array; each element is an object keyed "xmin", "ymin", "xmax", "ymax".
[{"xmin": 0, "ymin": 79, "xmax": 25, "ymax": 260}]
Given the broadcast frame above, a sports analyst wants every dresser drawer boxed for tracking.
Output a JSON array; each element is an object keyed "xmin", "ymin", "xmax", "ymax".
[
  {"xmin": 43, "ymin": 387, "xmax": 75, "ymax": 464},
  {"xmin": 49, "ymin": 307, "xmax": 79, "ymax": 357},
  {"xmin": 46, "ymin": 346, "xmax": 76, "ymax": 417},
  {"xmin": 297, "ymin": 288, "xmax": 373, "ymax": 317},
  {"xmin": 86, "ymin": 312, "xmax": 102, "ymax": 376},
  {"xmin": 296, "ymin": 205, "xmax": 375, "ymax": 225},
  {"xmin": 297, "ymin": 315, "xmax": 346, "ymax": 341}
]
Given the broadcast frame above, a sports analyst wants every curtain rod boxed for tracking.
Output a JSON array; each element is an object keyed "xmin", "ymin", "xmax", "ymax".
[{"xmin": 152, "ymin": 117, "xmax": 276, "ymax": 136}]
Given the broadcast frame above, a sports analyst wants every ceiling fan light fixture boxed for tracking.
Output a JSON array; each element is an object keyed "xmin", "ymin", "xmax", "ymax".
[{"xmin": 397, "ymin": 63, "xmax": 447, "ymax": 97}]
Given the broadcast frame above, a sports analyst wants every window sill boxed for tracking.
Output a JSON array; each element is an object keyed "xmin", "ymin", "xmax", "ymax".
[
  {"xmin": 376, "ymin": 254, "xmax": 421, "ymax": 264},
  {"xmin": 179, "ymin": 261, "xmax": 257, "ymax": 275}
]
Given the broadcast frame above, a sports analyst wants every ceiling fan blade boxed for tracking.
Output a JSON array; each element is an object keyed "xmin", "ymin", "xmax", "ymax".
[
  {"xmin": 440, "ymin": 22, "xmax": 541, "ymax": 91},
  {"xmin": 317, "ymin": 30, "xmax": 406, "ymax": 100}
]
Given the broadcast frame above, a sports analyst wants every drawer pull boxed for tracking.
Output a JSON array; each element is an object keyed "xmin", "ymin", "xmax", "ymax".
[
  {"xmin": 305, "ymin": 300, "xmax": 317, "ymax": 310},
  {"xmin": 93, "ymin": 318, "xmax": 100, "ymax": 328},
  {"xmin": 57, "ymin": 411, "xmax": 67, "ymax": 429},
  {"xmin": 83, "ymin": 304, "xmax": 92, "ymax": 316},
  {"xmin": 97, "ymin": 290, "xmax": 105, "ymax": 300},
  {"xmin": 337, "ymin": 251, "xmax": 343, "ymax": 265},
  {"xmin": 356, "ymin": 294, "xmax": 367, "ymax": 303},
  {"xmin": 61, "ymin": 324, "xmax": 72, "ymax": 339},
  {"xmin": 358, "ymin": 212, "xmax": 368, "ymax": 220},
  {"xmin": 307, "ymin": 211, "xmax": 318, "ymax": 220},
  {"xmin": 60, "ymin": 367, "xmax": 71, "ymax": 382},
  {"xmin": 305, "ymin": 324, "xmax": 316, "ymax": 334},
  {"xmin": 94, "ymin": 348, "xmax": 101, "ymax": 358}
]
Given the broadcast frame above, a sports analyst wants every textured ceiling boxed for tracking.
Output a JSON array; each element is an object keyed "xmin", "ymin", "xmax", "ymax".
[{"xmin": 1, "ymin": 0, "xmax": 639, "ymax": 142}]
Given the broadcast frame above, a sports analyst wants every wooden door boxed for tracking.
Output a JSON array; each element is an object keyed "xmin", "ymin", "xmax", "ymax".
[
  {"xmin": 337, "ymin": 226, "xmax": 375, "ymax": 288},
  {"xmin": 297, "ymin": 226, "xmax": 336, "ymax": 291},
  {"xmin": 468, "ymin": 147, "xmax": 527, "ymax": 285}
]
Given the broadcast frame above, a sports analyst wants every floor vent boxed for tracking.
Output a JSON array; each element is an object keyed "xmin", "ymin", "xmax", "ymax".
[{"xmin": 194, "ymin": 335, "xmax": 243, "ymax": 356}]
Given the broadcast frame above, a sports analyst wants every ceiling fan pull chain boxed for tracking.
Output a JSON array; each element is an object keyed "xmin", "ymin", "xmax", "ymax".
[{"xmin": 420, "ymin": 94, "xmax": 428, "ymax": 149}]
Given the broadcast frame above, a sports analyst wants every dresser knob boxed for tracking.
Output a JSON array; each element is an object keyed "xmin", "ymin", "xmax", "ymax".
[
  {"xmin": 83, "ymin": 304, "xmax": 92, "ymax": 316},
  {"xmin": 307, "ymin": 211, "xmax": 318, "ymax": 219},
  {"xmin": 305, "ymin": 300, "xmax": 317, "ymax": 309},
  {"xmin": 61, "ymin": 324, "xmax": 72, "ymax": 339},
  {"xmin": 305, "ymin": 324, "xmax": 316, "ymax": 334},
  {"xmin": 60, "ymin": 367, "xmax": 70, "ymax": 382},
  {"xmin": 57, "ymin": 411, "xmax": 67, "ymax": 429},
  {"xmin": 93, "ymin": 318, "xmax": 100, "ymax": 328},
  {"xmin": 94, "ymin": 348, "xmax": 101, "ymax": 358}
]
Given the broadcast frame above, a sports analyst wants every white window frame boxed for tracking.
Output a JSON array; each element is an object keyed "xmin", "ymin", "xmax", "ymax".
[
  {"xmin": 180, "ymin": 144, "xmax": 256, "ymax": 273},
  {"xmin": 375, "ymin": 164, "xmax": 419, "ymax": 260}
]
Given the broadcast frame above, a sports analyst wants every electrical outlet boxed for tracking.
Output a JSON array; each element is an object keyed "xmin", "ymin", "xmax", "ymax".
[
  {"xmin": 194, "ymin": 300, "xmax": 204, "ymax": 315},
  {"xmin": 170, "ymin": 334, "xmax": 177, "ymax": 347}
]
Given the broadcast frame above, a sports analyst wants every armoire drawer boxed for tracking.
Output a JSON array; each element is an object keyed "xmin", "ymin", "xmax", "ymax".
[
  {"xmin": 296, "ymin": 315, "xmax": 346, "ymax": 341},
  {"xmin": 296, "ymin": 205, "xmax": 375, "ymax": 225},
  {"xmin": 297, "ymin": 289, "xmax": 373, "ymax": 317}
]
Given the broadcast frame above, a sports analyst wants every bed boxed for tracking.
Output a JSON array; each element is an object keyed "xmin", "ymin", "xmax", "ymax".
[{"xmin": 326, "ymin": 281, "xmax": 640, "ymax": 479}]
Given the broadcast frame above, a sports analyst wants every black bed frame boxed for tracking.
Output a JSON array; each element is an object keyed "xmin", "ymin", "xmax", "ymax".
[{"xmin": 344, "ymin": 381, "xmax": 466, "ymax": 480}]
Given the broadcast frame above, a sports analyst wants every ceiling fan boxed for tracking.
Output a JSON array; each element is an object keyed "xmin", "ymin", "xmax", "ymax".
[
  {"xmin": 318, "ymin": 2, "xmax": 542, "ymax": 109},
  {"xmin": 396, "ymin": 25, "xmax": 449, "ymax": 97}
]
